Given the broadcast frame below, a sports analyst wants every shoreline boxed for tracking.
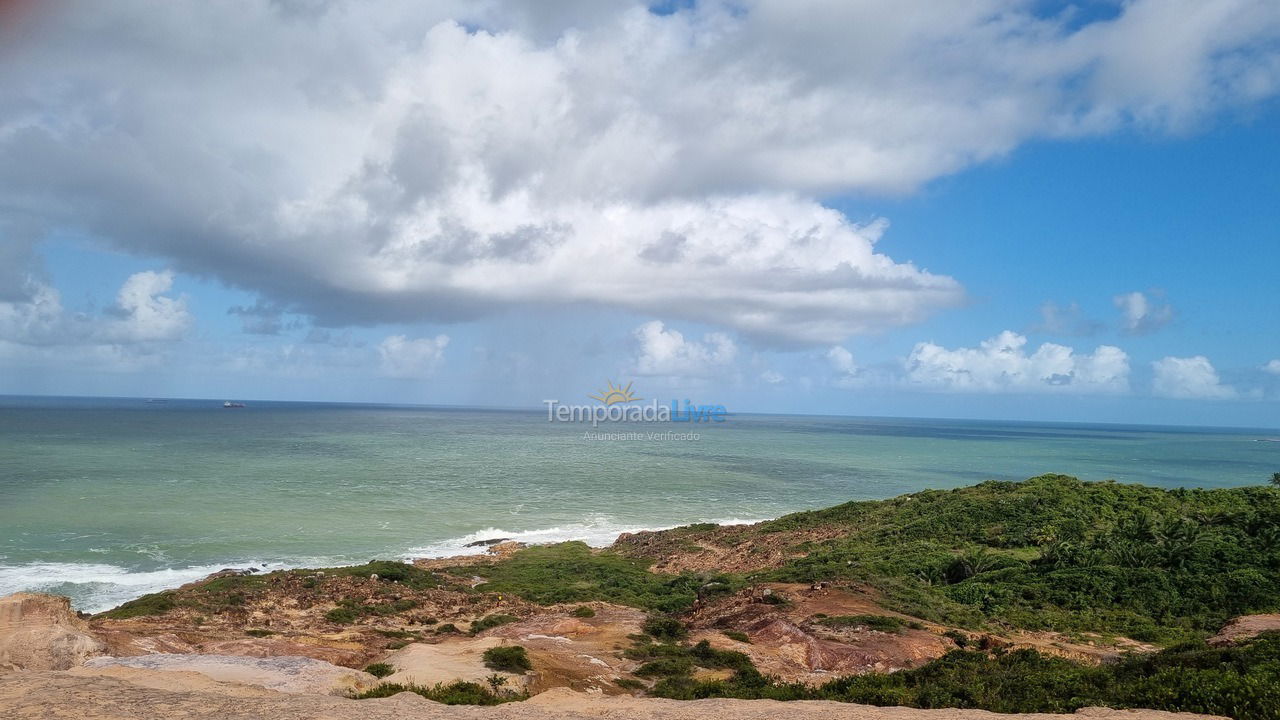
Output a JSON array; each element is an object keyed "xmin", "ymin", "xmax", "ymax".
[{"xmin": 0, "ymin": 515, "xmax": 774, "ymax": 614}]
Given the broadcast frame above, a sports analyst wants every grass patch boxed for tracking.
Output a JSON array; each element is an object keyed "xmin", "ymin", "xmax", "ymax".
[
  {"xmin": 470, "ymin": 614, "xmax": 518, "ymax": 635},
  {"xmin": 642, "ymin": 616, "xmax": 687, "ymax": 641},
  {"xmin": 570, "ymin": 605, "xmax": 596, "ymax": 618},
  {"xmin": 364, "ymin": 662, "xmax": 395, "ymax": 678},
  {"xmin": 482, "ymin": 645, "xmax": 532, "ymax": 673},
  {"xmin": 353, "ymin": 680, "xmax": 521, "ymax": 705},
  {"xmin": 454, "ymin": 542, "xmax": 717, "ymax": 612},
  {"xmin": 318, "ymin": 561, "xmax": 439, "ymax": 590},
  {"xmin": 99, "ymin": 591, "xmax": 177, "ymax": 619},
  {"xmin": 722, "ymin": 630, "xmax": 750, "ymax": 643}
]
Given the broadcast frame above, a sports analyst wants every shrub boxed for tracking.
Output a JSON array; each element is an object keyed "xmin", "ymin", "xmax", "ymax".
[
  {"xmin": 435, "ymin": 623, "xmax": 460, "ymax": 634},
  {"xmin": 325, "ymin": 607, "xmax": 358, "ymax": 624},
  {"xmin": 723, "ymin": 630, "xmax": 750, "ymax": 643},
  {"xmin": 244, "ymin": 628, "xmax": 275, "ymax": 637},
  {"xmin": 643, "ymin": 615, "xmax": 687, "ymax": 641},
  {"xmin": 470, "ymin": 614, "xmax": 518, "ymax": 635},
  {"xmin": 353, "ymin": 680, "xmax": 518, "ymax": 705},
  {"xmin": 571, "ymin": 605, "xmax": 596, "ymax": 618},
  {"xmin": 483, "ymin": 645, "xmax": 532, "ymax": 673},
  {"xmin": 364, "ymin": 662, "xmax": 395, "ymax": 678}
]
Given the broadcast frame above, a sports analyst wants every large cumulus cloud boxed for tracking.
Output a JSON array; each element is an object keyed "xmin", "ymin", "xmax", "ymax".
[{"xmin": 2, "ymin": 0, "xmax": 1279, "ymax": 344}]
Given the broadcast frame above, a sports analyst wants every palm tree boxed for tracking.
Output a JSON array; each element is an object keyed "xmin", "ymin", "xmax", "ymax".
[{"xmin": 1271, "ymin": 472, "xmax": 1280, "ymax": 487}]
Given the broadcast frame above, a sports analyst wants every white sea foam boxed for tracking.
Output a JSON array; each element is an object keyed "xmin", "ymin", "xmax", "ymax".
[
  {"xmin": 401, "ymin": 515, "xmax": 768, "ymax": 560},
  {"xmin": 0, "ymin": 516, "xmax": 768, "ymax": 613},
  {"xmin": 0, "ymin": 560, "xmax": 314, "ymax": 614}
]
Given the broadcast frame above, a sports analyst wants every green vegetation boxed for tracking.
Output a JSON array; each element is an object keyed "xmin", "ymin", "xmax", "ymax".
[
  {"xmin": 325, "ymin": 607, "xmax": 358, "ymax": 624},
  {"xmin": 755, "ymin": 475, "xmax": 1280, "ymax": 642},
  {"xmin": 100, "ymin": 591, "xmax": 177, "ymax": 619},
  {"xmin": 642, "ymin": 615, "xmax": 688, "ymax": 641},
  {"xmin": 318, "ymin": 561, "xmax": 439, "ymax": 590},
  {"xmin": 470, "ymin": 614, "xmax": 518, "ymax": 634},
  {"xmin": 482, "ymin": 645, "xmax": 532, "ymax": 673},
  {"xmin": 649, "ymin": 633, "xmax": 1280, "ymax": 720},
  {"xmin": 454, "ymin": 541, "xmax": 730, "ymax": 612},
  {"xmin": 816, "ymin": 615, "xmax": 908, "ymax": 633},
  {"xmin": 353, "ymin": 680, "xmax": 523, "ymax": 705},
  {"xmin": 435, "ymin": 623, "xmax": 460, "ymax": 634},
  {"xmin": 722, "ymin": 630, "xmax": 750, "ymax": 643},
  {"xmin": 570, "ymin": 605, "xmax": 596, "ymax": 618},
  {"xmin": 364, "ymin": 662, "xmax": 395, "ymax": 678},
  {"xmin": 244, "ymin": 628, "xmax": 275, "ymax": 637}
]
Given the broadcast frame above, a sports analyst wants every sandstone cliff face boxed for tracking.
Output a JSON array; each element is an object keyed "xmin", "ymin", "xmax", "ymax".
[{"xmin": 0, "ymin": 593, "xmax": 103, "ymax": 672}]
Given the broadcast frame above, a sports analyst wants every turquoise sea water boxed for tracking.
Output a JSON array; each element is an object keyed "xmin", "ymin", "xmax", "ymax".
[{"xmin": 1, "ymin": 395, "xmax": 1277, "ymax": 611}]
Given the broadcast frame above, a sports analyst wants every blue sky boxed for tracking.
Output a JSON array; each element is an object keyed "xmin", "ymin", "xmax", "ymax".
[{"xmin": 2, "ymin": 1, "xmax": 1280, "ymax": 427}]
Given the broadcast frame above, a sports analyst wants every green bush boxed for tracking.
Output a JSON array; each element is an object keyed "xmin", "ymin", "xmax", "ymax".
[
  {"xmin": 648, "ymin": 633, "xmax": 1280, "ymax": 720},
  {"xmin": 470, "ymin": 614, "xmax": 518, "ymax": 635},
  {"xmin": 364, "ymin": 662, "xmax": 395, "ymax": 678},
  {"xmin": 353, "ymin": 680, "xmax": 518, "ymax": 705},
  {"xmin": 571, "ymin": 605, "xmax": 596, "ymax": 618},
  {"xmin": 482, "ymin": 645, "xmax": 532, "ymax": 673},
  {"xmin": 723, "ymin": 630, "xmax": 750, "ymax": 643},
  {"xmin": 642, "ymin": 616, "xmax": 687, "ymax": 641},
  {"xmin": 325, "ymin": 607, "xmax": 358, "ymax": 624}
]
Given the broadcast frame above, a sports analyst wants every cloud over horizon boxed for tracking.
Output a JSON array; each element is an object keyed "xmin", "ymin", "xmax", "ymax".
[{"xmin": 3, "ymin": 1, "xmax": 1280, "ymax": 345}]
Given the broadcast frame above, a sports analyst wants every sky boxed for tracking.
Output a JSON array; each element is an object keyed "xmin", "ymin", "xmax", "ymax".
[{"xmin": 1, "ymin": 0, "xmax": 1279, "ymax": 427}]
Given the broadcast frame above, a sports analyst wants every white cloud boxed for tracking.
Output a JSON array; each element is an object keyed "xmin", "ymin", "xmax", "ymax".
[
  {"xmin": 759, "ymin": 369, "xmax": 785, "ymax": 385},
  {"xmin": 0, "ymin": 271, "xmax": 190, "ymax": 370},
  {"xmin": 1152, "ymin": 355, "xmax": 1237, "ymax": 399},
  {"xmin": 905, "ymin": 331, "xmax": 1130, "ymax": 394},
  {"xmin": 3, "ymin": 2, "xmax": 1278, "ymax": 344},
  {"xmin": 1114, "ymin": 291, "xmax": 1174, "ymax": 335},
  {"xmin": 1263, "ymin": 359, "xmax": 1280, "ymax": 375},
  {"xmin": 377, "ymin": 334, "xmax": 450, "ymax": 379},
  {"xmin": 103, "ymin": 271, "xmax": 191, "ymax": 343},
  {"xmin": 632, "ymin": 320, "xmax": 736, "ymax": 377},
  {"xmin": 825, "ymin": 345, "xmax": 868, "ymax": 388}
]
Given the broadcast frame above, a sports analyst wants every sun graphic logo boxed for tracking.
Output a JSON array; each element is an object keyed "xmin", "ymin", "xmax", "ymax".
[{"xmin": 589, "ymin": 380, "xmax": 641, "ymax": 406}]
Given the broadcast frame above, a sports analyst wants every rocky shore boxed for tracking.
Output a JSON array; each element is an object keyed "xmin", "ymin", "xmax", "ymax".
[{"xmin": 4, "ymin": 477, "xmax": 1279, "ymax": 718}]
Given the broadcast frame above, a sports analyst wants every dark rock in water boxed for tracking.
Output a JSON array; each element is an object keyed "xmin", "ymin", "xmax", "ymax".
[{"xmin": 464, "ymin": 537, "xmax": 510, "ymax": 548}]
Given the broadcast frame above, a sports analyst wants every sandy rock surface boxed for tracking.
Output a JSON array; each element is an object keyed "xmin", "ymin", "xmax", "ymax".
[
  {"xmin": 0, "ymin": 672, "xmax": 1230, "ymax": 720},
  {"xmin": 1208, "ymin": 614, "xmax": 1280, "ymax": 646},
  {"xmin": 82, "ymin": 653, "xmax": 377, "ymax": 695},
  {"xmin": 0, "ymin": 593, "xmax": 104, "ymax": 672}
]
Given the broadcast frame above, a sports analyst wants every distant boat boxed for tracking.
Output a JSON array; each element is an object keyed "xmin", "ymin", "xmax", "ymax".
[
  {"xmin": 144, "ymin": 398, "xmax": 168, "ymax": 404},
  {"xmin": 223, "ymin": 401, "xmax": 246, "ymax": 408}
]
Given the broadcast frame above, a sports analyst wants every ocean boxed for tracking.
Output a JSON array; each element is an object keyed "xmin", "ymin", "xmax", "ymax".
[{"xmin": 1, "ymin": 395, "xmax": 1277, "ymax": 612}]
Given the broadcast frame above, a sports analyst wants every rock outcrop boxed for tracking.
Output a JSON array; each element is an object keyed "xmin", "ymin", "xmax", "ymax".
[
  {"xmin": 1208, "ymin": 614, "xmax": 1280, "ymax": 646},
  {"xmin": 82, "ymin": 654, "xmax": 377, "ymax": 696},
  {"xmin": 0, "ymin": 593, "xmax": 104, "ymax": 672}
]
